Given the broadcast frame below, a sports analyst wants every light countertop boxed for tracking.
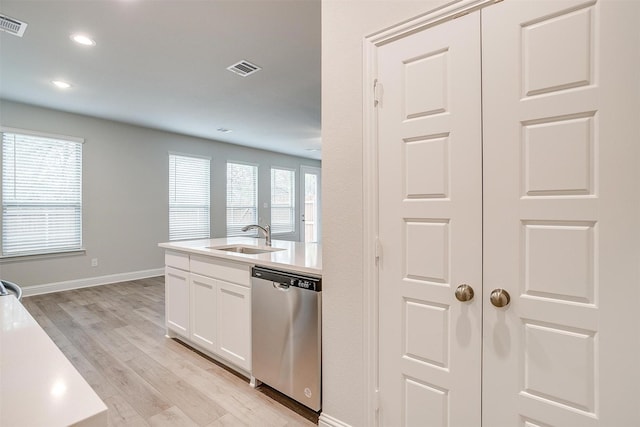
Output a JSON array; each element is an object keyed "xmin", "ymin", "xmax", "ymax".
[
  {"xmin": 0, "ymin": 296, "xmax": 107, "ymax": 427},
  {"xmin": 159, "ymin": 237, "xmax": 322, "ymax": 276}
]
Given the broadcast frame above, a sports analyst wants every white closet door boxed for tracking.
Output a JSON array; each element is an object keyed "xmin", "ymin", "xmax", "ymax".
[
  {"xmin": 377, "ymin": 12, "xmax": 482, "ymax": 426},
  {"xmin": 482, "ymin": 0, "xmax": 640, "ymax": 425}
]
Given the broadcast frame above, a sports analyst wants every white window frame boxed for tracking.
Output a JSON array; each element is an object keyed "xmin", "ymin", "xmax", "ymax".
[
  {"xmin": 226, "ymin": 161, "xmax": 259, "ymax": 236},
  {"xmin": 270, "ymin": 166, "xmax": 296, "ymax": 235},
  {"xmin": 168, "ymin": 153, "xmax": 211, "ymax": 241},
  {"xmin": 1, "ymin": 127, "xmax": 84, "ymax": 257}
]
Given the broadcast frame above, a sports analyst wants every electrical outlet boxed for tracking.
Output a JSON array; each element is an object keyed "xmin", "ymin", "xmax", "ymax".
[{"xmin": 91, "ymin": 258, "xmax": 98, "ymax": 267}]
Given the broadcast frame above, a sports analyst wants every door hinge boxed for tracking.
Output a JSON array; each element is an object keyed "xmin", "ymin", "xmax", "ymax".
[
  {"xmin": 374, "ymin": 79, "xmax": 382, "ymax": 107},
  {"xmin": 375, "ymin": 238, "xmax": 381, "ymax": 265},
  {"xmin": 374, "ymin": 388, "xmax": 380, "ymax": 411}
]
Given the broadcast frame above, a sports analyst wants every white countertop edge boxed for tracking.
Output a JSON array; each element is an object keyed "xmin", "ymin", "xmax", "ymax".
[
  {"xmin": 158, "ymin": 237, "xmax": 322, "ymax": 276},
  {"xmin": 0, "ymin": 296, "xmax": 108, "ymax": 427}
]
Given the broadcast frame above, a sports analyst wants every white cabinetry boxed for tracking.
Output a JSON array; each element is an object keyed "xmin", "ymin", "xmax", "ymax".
[
  {"xmin": 165, "ymin": 251, "xmax": 190, "ymax": 337},
  {"xmin": 164, "ymin": 251, "xmax": 252, "ymax": 373},
  {"xmin": 189, "ymin": 273, "xmax": 217, "ymax": 353},
  {"xmin": 216, "ymin": 281, "xmax": 251, "ymax": 370}
]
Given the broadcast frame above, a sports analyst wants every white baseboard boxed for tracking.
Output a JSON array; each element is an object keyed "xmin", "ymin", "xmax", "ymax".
[
  {"xmin": 318, "ymin": 413, "xmax": 353, "ymax": 427},
  {"xmin": 21, "ymin": 268, "xmax": 164, "ymax": 297}
]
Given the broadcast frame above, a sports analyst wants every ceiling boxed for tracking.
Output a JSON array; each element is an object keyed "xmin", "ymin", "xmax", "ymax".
[{"xmin": 0, "ymin": 0, "xmax": 321, "ymax": 160}]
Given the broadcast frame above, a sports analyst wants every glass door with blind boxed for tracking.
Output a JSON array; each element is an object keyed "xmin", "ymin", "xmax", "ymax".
[{"xmin": 300, "ymin": 166, "xmax": 321, "ymax": 243}]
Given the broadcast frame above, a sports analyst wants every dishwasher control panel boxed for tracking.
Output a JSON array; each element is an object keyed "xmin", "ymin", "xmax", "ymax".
[{"xmin": 251, "ymin": 266, "xmax": 322, "ymax": 292}]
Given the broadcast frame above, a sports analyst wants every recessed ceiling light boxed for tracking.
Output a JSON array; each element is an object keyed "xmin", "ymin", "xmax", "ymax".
[
  {"xmin": 51, "ymin": 80, "xmax": 71, "ymax": 89},
  {"xmin": 70, "ymin": 33, "xmax": 96, "ymax": 46},
  {"xmin": 217, "ymin": 128, "xmax": 232, "ymax": 133},
  {"xmin": 305, "ymin": 148, "xmax": 321, "ymax": 152}
]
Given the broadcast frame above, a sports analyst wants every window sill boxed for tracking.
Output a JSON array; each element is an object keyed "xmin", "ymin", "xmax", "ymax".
[{"xmin": 0, "ymin": 248, "xmax": 87, "ymax": 263}]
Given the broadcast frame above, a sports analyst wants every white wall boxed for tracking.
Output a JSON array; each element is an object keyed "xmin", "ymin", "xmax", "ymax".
[
  {"xmin": 0, "ymin": 99, "xmax": 319, "ymax": 288},
  {"xmin": 321, "ymin": 1, "xmax": 451, "ymax": 425}
]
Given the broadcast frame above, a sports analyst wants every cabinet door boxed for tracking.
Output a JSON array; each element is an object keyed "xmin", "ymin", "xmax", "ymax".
[
  {"xmin": 482, "ymin": 0, "xmax": 640, "ymax": 425},
  {"xmin": 189, "ymin": 273, "xmax": 217, "ymax": 353},
  {"xmin": 217, "ymin": 280, "xmax": 251, "ymax": 371},
  {"xmin": 165, "ymin": 266, "xmax": 189, "ymax": 336},
  {"xmin": 377, "ymin": 11, "xmax": 482, "ymax": 426}
]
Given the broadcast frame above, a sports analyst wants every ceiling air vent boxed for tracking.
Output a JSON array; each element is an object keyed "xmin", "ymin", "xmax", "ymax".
[
  {"xmin": 0, "ymin": 14, "xmax": 28, "ymax": 37},
  {"xmin": 226, "ymin": 60, "xmax": 262, "ymax": 77}
]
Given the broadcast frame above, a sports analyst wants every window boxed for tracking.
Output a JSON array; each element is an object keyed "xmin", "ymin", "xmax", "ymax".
[
  {"xmin": 169, "ymin": 154, "xmax": 210, "ymax": 241},
  {"xmin": 271, "ymin": 167, "xmax": 295, "ymax": 234},
  {"xmin": 227, "ymin": 162, "xmax": 258, "ymax": 236},
  {"xmin": 1, "ymin": 129, "xmax": 83, "ymax": 256}
]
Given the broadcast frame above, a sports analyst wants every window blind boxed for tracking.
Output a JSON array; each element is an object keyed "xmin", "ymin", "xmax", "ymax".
[
  {"xmin": 271, "ymin": 167, "xmax": 295, "ymax": 234},
  {"xmin": 169, "ymin": 154, "xmax": 210, "ymax": 241},
  {"xmin": 2, "ymin": 131, "xmax": 82, "ymax": 256},
  {"xmin": 227, "ymin": 162, "xmax": 258, "ymax": 236}
]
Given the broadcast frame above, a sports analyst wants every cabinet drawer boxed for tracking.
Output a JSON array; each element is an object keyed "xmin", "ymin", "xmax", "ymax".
[
  {"xmin": 190, "ymin": 255, "xmax": 251, "ymax": 287},
  {"xmin": 165, "ymin": 251, "xmax": 189, "ymax": 270}
]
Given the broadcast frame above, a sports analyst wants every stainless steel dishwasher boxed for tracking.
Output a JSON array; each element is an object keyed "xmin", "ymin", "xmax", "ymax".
[{"xmin": 251, "ymin": 266, "xmax": 322, "ymax": 411}]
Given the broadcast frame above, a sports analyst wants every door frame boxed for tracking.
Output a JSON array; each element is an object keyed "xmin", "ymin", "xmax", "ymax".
[{"xmin": 362, "ymin": 1, "xmax": 498, "ymax": 424}]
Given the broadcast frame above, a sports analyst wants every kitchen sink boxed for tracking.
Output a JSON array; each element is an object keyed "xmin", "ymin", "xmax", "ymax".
[{"xmin": 208, "ymin": 245, "xmax": 285, "ymax": 255}]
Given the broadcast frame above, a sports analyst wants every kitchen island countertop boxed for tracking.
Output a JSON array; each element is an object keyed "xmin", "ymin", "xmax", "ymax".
[
  {"xmin": 159, "ymin": 237, "xmax": 322, "ymax": 276},
  {"xmin": 0, "ymin": 296, "xmax": 107, "ymax": 427}
]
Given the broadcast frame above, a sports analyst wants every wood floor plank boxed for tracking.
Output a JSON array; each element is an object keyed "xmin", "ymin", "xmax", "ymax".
[
  {"xmin": 147, "ymin": 406, "xmax": 198, "ymax": 427},
  {"xmin": 86, "ymin": 301, "xmax": 130, "ymax": 329},
  {"xmin": 205, "ymin": 412, "xmax": 249, "ymax": 427},
  {"xmin": 133, "ymin": 306, "xmax": 165, "ymax": 328},
  {"xmin": 95, "ymin": 293, "xmax": 166, "ymax": 338},
  {"xmin": 126, "ymin": 353, "xmax": 227, "ymax": 425},
  {"xmin": 116, "ymin": 324, "xmax": 244, "ymax": 391},
  {"xmin": 102, "ymin": 394, "xmax": 149, "ymax": 427},
  {"xmin": 22, "ymin": 277, "xmax": 318, "ymax": 427},
  {"xmin": 87, "ymin": 321, "xmax": 148, "ymax": 364},
  {"xmin": 59, "ymin": 299, "xmax": 110, "ymax": 326}
]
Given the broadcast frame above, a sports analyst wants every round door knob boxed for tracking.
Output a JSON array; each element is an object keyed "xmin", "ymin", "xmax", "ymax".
[
  {"xmin": 490, "ymin": 288, "xmax": 511, "ymax": 308},
  {"xmin": 455, "ymin": 284, "xmax": 474, "ymax": 302}
]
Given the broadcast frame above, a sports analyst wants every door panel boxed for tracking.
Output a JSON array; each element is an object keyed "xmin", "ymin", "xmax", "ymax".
[
  {"xmin": 482, "ymin": 0, "xmax": 640, "ymax": 425},
  {"xmin": 165, "ymin": 266, "xmax": 189, "ymax": 336},
  {"xmin": 190, "ymin": 273, "xmax": 217, "ymax": 352},
  {"xmin": 377, "ymin": 12, "xmax": 482, "ymax": 426},
  {"xmin": 375, "ymin": 1, "xmax": 639, "ymax": 425},
  {"xmin": 217, "ymin": 280, "xmax": 251, "ymax": 370}
]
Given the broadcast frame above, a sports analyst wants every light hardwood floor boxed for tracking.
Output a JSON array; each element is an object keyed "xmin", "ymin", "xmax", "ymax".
[{"xmin": 22, "ymin": 277, "xmax": 318, "ymax": 427}]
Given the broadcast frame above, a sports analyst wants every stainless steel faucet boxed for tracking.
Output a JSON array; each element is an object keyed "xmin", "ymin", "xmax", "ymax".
[{"xmin": 241, "ymin": 224, "xmax": 272, "ymax": 246}]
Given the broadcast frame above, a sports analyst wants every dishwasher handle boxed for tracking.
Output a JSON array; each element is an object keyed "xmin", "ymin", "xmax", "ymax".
[{"xmin": 273, "ymin": 282, "xmax": 291, "ymax": 291}]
